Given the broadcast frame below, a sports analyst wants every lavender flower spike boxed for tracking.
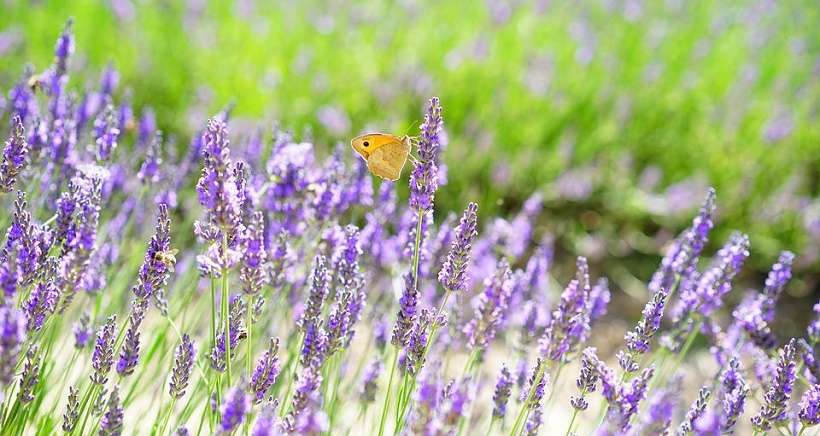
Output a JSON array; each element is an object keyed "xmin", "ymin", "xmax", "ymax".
[
  {"xmin": 196, "ymin": 117, "xmax": 242, "ymax": 231},
  {"xmin": 492, "ymin": 364, "xmax": 513, "ymax": 419},
  {"xmin": 799, "ymin": 384, "xmax": 820, "ymax": 427},
  {"xmin": 250, "ymin": 337, "xmax": 280, "ymax": 404},
  {"xmin": 649, "ymin": 188, "xmax": 716, "ymax": 294},
  {"xmin": 0, "ymin": 115, "xmax": 28, "ymax": 193},
  {"xmin": 677, "ymin": 386, "xmax": 711, "ymax": 435},
  {"xmin": 298, "ymin": 255, "xmax": 329, "ymax": 330},
  {"xmin": 409, "ymin": 97, "xmax": 443, "ymax": 212},
  {"xmin": 464, "ymin": 259, "xmax": 513, "ymax": 354},
  {"xmin": 0, "ymin": 305, "xmax": 26, "ymax": 385},
  {"xmin": 621, "ymin": 286, "xmax": 667, "ymax": 371},
  {"xmin": 99, "ymin": 386, "xmax": 123, "ymax": 436},
  {"xmin": 220, "ymin": 386, "xmax": 251, "ymax": 433},
  {"xmin": 240, "ymin": 211, "xmax": 268, "ymax": 296},
  {"xmin": 91, "ymin": 315, "xmax": 118, "ymax": 385},
  {"xmin": 169, "ymin": 334, "xmax": 196, "ymax": 399},
  {"xmin": 391, "ymin": 272, "xmax": 418, "ymax": 347},
  {"xmin": 540, "ymin": 257, "xmax": 591, "ymax": 362},
  {"xmin": 438, "ymin": 202, "xmax": 479, "ymax": 294},
  {"xmin": 116, "ymin": 298, "xmax": 148, "ymax": 376},
  {"xmin": 359, "ymin": 359, "xmax": 382, "ymax": 404},
  {"xmin": 719, "ymin": 357, "xmax": 749, "ymax": 433},
  {"xmin": 571, "ymin": 347, "xmax": 600, "ymax": 411},
  {"xmin": 133, "ymin": 203, "xmax": 173, "ymax": 299},
  {"xmin": 752, "ymin": 338, "xmax": 798, "ymax": 431}
]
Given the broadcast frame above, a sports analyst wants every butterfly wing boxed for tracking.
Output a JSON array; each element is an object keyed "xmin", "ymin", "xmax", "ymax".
[
  {"xmin": 351, "ymin": 133, "xmax": 402, "ymax": 160},
  {"xmin": 366, "ymin": 137, "xmax": 410, "ymax": 181}
]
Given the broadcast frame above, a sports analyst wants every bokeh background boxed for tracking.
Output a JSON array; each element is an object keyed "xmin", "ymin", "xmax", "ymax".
[{"xmin": 1, "ymin": 0, "xmax": 818, "ymax": 331}]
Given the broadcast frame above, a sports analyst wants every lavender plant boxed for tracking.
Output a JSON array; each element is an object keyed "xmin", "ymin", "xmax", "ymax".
[{"xmin": 0, "ymin": 19, "xmax": 816, "ymax": 436}]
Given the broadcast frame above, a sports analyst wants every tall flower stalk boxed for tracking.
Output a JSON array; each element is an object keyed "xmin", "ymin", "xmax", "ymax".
[{"xmin": 379, "ymin": 97, "xmax": 443, "ymax": 436}]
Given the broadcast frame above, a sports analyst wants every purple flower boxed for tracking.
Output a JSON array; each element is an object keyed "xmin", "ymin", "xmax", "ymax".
[
  {"xmin": 438, "ymin": 202, "xmax": 479, "ymax": 294},
  {"xmin": 763, "ymin": 251, "xmax": 795, "ymax": 302},
  {"xmin": 251, "ymin": 405, "xmax": 283, "ymax": 436},
  {"xmin": 210, "ymin": 295, "xmax": 247, "ymax": 372},
  {"xmin": 334, "ymin": 225, "xmax": 362, "ymax": 290},
  {"xmin": 99, "ymin": 64, "xmax": 119, "ymax": 96},
  {"xmin": 752, "ymin": 339, "xmax": 798, "ymax": 430},
  {"xmin": 0, "ymin": 115, "xmax": 28, "ymax": 193},
  {"xmin": 169, "ymin": 334, "xmax": 195, "ymax": 398},
  {"xmin": 93, "ymin": 105, "xmax": 120, "ymax": 161},
  {"xmin": 220, "ymin": 386, "xmax": 250, "ymax": 433},
  {"xmin": 73, "ymin": 312, "xmax": 91, "ymax": 349},
  {"xmin": 53, "ymin": 19, "xmax": 74, "ymax": 75},
  {"xmin": 195, "ymin": 117, "xmax": 242, "ymax": 238},
  {"xmin": 91, "ymin": 315, "xmax": 117, "ymax": 385},
  {"xmin": 809, "ymin": 302, "xmax": 820, "ymax": 345},
  {"xmin": 240, "ymin": 211, "xmax": 268, "ymax": 295},
  {"xmin": 299, "ymin": 319, "xmax": 327, "ymax": 368},
  {"xmin": 540, "ymin": 257, "xmax": 591, "ymax": 362},
  {"xmin": 441, "ymin": 380, "xmax": 471, "ymax": 429},
  {"xmin": 250, "ymin": 337, "xmax": 280, "ymax": 404},
  {"xmin": 678, "ymin": 387, "xmax": 711, "ymax": 434},
  {"xmin": 116, "ymin": 298, "xmax": 148, "ymax": 376},
  {"xmin": 391, "ymin": 272, "xmax": 418, "ymax": 348},
  {"xmin": 99, "ymin": 386, "xmax": 123, "ymax": 436},
  {"xmin": 718, "ymin": 357, "xmax": 749, "ymax": 433},
  {"xmin": 3, "ymin": 191, "xmax": 51, "ymax": 287},
  {"xmin": 622, "ymin": 286, "xmax": 668, "ymax": 371},
  {"xmin": 571, "ymin": 347, "xmax": 600, "ymax": 410},
  {"xmin": 285, "ymin": 365, "xmax": 325, "ymax": 434},
  {"xmin": 693, "ymin": 412, "xmax": 721, "ymax": 436},
  {"xmin": 17, "ymin": 344, "xmax": 39, "ymax": 405},
  {"xmin": 24, "ymin": 279, "xmax": 58, "ymax": 332},
  {"xmin": 589, "ymin": 278, "xmax": 611, "ymax": 322},
  {"xmin": 137, "ymin": 131, "xmax": 163, "ymax": 184},
  {"xmin": 464, "ymin": 259, "xmax": 513, "ymax": 353},
  {"xmin": 649, "ymin": 188, "xmax": 716, "ymax": 294},
  {"xmin": 638, "ymin": 387, "xmax": 675, "ymax": 435},
  {"xmin": 492, "ymin": 364, "xmax": 513, "ymax": 418},
  {"xmin": 62, "ymin": 385, "xmax": 79, "ymax": 432},
  {"xmin": 8, "ymin": 73, "xmax": 37, "ymax": 123},
  {"xmin": 299, "ymin": 255, "xmax": 329, "ymax": 330},
  {"xmin": 359, "ymin": 359, "xmax": 382, "ymax": 404},
  {"xmin": 403, "ymin": 309, "xmax": 442, "ymax": 375},
  {"xmin": 325, "ymin": 290, "xmax": 353, "ymax": 356},
  {"xmin": 137, "ymin": 108, "xmax": 156, "ymax": 148},
  {"xmin": 408, "ymin": 368, "xmax": 442, "ymax": 435},
  {"xmin": 134, "ymin": 204, "xmax": 173, "ymax": 300},
  {"xmin": 799, "ymin": 384, "xmax": 820, "ymax": 427},
  {"xmin": 409, "ymin": 97, "xmax": 443, "ymax": 212},
  {"xmin": 600, "ymin": 365, "xmax": 655, "ymax": 433},
  {"xmin": 56, "ymin": 169, "xmax": 105, "ymax": 312},
  {"xmin": 0, "ymin": 306, "xmax": 26, "ymax": 385}
]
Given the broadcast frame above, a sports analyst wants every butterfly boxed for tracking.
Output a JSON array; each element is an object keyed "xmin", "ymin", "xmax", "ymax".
[{"xmin": 351, "ymin": 133, "xmax": 413, "ymax": 181}]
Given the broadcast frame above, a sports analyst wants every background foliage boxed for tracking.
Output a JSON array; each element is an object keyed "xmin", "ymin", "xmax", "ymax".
[{"xmin": 1, "ymin": 0, "xmax": 818, "ymax": 290}]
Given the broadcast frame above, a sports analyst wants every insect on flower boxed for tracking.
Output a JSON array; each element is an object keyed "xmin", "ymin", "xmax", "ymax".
[
  {"xmin": 350, "ymin": 133, "xmax": 413, "ymax": 181},
  {"xmin": 153, "ymin": 248, "xmax": 180, "ymax": 272}
]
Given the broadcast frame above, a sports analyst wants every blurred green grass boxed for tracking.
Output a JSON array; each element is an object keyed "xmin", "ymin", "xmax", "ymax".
[{"xmin": 1, "ymin": 0, "xmax": 818, "ymax": 275}]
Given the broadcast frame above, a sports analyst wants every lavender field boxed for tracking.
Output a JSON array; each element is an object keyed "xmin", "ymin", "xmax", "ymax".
[{"xmin": 0, "ymin": 5, "xmax": 819, "ymax": 436}]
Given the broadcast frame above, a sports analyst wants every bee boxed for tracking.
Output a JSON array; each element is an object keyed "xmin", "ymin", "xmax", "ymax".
[
  {"xmin": 27, "ymin": 74, "xmax": 45, "ymax": 92},
  {"xmin": 153, "ymin": 248, "xmax": 179, "ymax": 271}
]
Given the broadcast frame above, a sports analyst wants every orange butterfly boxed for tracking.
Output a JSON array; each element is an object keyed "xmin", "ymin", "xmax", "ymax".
[{"xmin": 351, "ymin": 133, "xmax": 413, "ymax": 181}]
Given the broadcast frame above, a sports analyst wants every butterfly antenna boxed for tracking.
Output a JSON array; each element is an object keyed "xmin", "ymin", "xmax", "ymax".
[{"xmin": 402, "ymin": 118, "xmax": 420, "ymax": 138}]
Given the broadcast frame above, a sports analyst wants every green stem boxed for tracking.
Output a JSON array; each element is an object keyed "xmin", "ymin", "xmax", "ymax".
[
  {"xmin": 509, "ymin": 361, "xmax": 548, "ymax": 436},
  {"xmin": 158, "ymin": 397, "xmax": 176, "ymax": 436},
  {"xmin": 377, "ymin": 348, "xmax": 399, "ymax": 436},
  {"xmin": 221, "ymin": 235, "xmax": 231, "ymax": 388},
  {"xmin": 564, "ymin": 389, "xmax": 587, "ymax": 436}
]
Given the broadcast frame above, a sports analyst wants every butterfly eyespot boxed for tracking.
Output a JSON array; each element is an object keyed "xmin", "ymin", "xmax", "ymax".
[{"xmin": 363, "ymin": 141, "xmax": 370, "ymax": 147}]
